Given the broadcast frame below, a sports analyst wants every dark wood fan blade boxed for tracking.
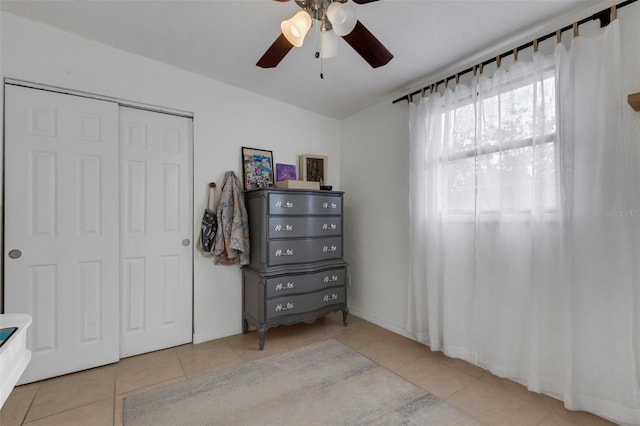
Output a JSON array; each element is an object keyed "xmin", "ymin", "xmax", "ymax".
[
  {"xmin": 352, "ymin": 0, "xmax": 380, "ymax": 3},
  {"xmin": 342, "ymin": 20, "xmax": 393, "ymax": 68},
  {"xmin": 256, "ymin": 33, "xmax": 294, "ymax": 68},
  {"xmin": 273, "ymin": 0, "xmax": 290, "ymax": 2}
]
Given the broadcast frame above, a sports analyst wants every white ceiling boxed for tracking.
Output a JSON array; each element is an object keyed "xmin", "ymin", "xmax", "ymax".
[{"xmin": 1, "ymin": 0, "xmax": 606, "ymax": 119}]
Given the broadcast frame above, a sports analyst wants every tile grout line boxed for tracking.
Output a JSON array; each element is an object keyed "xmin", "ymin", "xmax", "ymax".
[
  {"xmin": 174, "ymin": 346, "xmax": 189, "ymax": 380},
  {"xmin": 443, "ymin": 376, "xmax": 493, "ymax": 426},
  {"xmin": 220, "ymin": 339, "xmax": 247, "ymax": 368},
  {"xmin": 535, "ymin": 409, "xmax": 555, "ymax": 426},
  {"xmin": 19, "ymin": 385, "xmax": 41, "ymax": 426},
  {"xmin": 111, "ymin": 361, "xmax": 117, "ymax": 426},
  {"xmin": 445, "ymin": 373, "xmax": 561, "ymax": 426},
  {"xmin": 474, "ymin": 371, "xmax": 562, "ymax": 416},
  {"xmin": 21, "ymin": 397, "xmax": 114, "ymax": 426},
  {"xmin": 224, "ymin": 335, "xmax": 257, "ymax": 363}
]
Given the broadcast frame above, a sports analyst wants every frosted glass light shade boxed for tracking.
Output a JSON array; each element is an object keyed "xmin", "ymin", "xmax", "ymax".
[
  {"xmin": 320, "ymin": 29, "xmax": 339, "ymax": 58},
  {"xmin": 326, "ymin": 2, "xmax": 356, "ymax": 36},
  {"xmin": 281, "ymin": 11, "xmax": 312, "ymax": 47}
]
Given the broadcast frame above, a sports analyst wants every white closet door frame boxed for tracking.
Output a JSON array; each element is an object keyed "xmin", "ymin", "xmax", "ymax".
[{"xmin": 4, "ymin": 79, "xmax": 194, "ymax": 120}]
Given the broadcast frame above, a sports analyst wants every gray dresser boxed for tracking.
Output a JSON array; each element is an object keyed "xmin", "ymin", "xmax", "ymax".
[{"xmin": 242, "ymin": 188, "xmax": 348, "ymax": 349}]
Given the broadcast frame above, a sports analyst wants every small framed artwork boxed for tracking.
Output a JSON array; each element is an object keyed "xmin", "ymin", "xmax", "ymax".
[
  {"xmin": 242, "ymin": 147, "xmax": 274, "ymax": 190},
  {"xmin": 299, "ymin": 154, "xmax": 328, "ymax": 184},
  {"xmin": 276, "ymin": 163, "xmax": 297, "ymax": 182}
]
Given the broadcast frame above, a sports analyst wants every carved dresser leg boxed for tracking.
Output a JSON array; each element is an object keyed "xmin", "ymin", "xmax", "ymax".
[
  {"xmin": 342, "ymin": 307, "xmax": 349, "ymax": 326},
  {"xmin": 258, "ymin": 326, "xmax": 266, "ymax": 350}
]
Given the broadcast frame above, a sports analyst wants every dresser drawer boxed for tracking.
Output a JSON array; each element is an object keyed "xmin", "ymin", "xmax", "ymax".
[
  {"xmin": 268, "ymin": 216, "xmax": 342, "ymax": 239},
  {"xmin": 268, "ymin": 193, "xmax": 342, "ymax": 216},
  {"xmin": 266, "ymin": 287, "xmax": 346, "ymax": 320},
  {"xmin": 265, "ymin": 268, "xmax": 346, "ymax": 298},
  {"xmin": 268, "ymin": 237, "xmax": 342, "ymax": 266}
]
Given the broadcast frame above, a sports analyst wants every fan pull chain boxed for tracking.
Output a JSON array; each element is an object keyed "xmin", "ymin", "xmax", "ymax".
[
  {"xmin": 315, "ymin": 44, "xmax": 325, "ymax": 79},
  {"xmin": 313, "ymin": 21, "xmax": 324, "ymax": 79}
]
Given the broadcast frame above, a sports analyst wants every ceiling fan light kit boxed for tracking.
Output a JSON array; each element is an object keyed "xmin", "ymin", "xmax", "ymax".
[
  {"xmin": 326, "ymin": 2, "xmax": 357, "ymax": 36},
  {"xmin": 257, "ymin": 0, "xmax": 393, "ymax": 69},
  {"xmin": 281, "ymin": 10, "xmax": 313, "ymax": 47},
  {"xmin": 320, "ymin": 29, "xmax": 339, "ymax": 58}
]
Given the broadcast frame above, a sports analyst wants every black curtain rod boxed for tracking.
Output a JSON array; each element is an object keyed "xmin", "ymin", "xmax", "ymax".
[{"xmin": 392, "ymin": 0, "xmax": 637, "ymax": 104}]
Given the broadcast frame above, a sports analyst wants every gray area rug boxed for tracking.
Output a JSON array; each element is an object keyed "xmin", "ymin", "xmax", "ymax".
[{"xmin": 124, "ymin": 339, "xmax": 480, "ymax": 425}]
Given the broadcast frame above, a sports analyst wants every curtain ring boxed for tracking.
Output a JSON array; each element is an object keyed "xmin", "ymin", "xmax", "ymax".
[
  {"xmin": 513, "ymin": 49, "xmax": 518, "ymax": 61},
  {"xmin": 573, "ymin": 22, "xmax": 579, "ymax": 38},
  {"xmin": 430, "ymin": 84, "xmax": 434, "ymax": 94},
  {"xmin": 455, "ymin": 73, "xmax": 460, "ymax": 84},
  {"xmin": 496, "ymin": 55, "xmax": 501, "ymax": 68},
  {"xmin": 611, "ymin": 5, "xmax": 617, "ymax": 21},
  {"xmin": 421, "ymin": 87, "xmax": 426, "ymax": 98},
  {"xmin": 409, "ymin": 93, "xmax": 413, "ymax": 103},
  {"xmin": 434, "ymin": 82, "xmax": 439, "ymax": 93},
  {"xmin": 556, "ymin": 29, "xmax": 562, "ymax": 43},
  {"xmin": 444, "ymin": 78, "xmax": 449, "ymax": 89},
  {"xmin": 533, "ymin": 39, "xmax": 539, "ymax": 53},
  {"xmin": 479, "ymin": 63, "xmax": 484, "ymax": 74}
]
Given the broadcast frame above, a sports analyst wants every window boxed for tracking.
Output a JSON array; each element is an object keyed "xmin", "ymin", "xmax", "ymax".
[{"xmin": 437, "ymin": 71, "xmax": 558, "ymax": 216}]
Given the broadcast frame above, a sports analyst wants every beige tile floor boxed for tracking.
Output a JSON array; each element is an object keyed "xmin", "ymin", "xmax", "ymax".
[{"xmin": 1, "ymin": 313, "xmax": 615, "ymax": 426}]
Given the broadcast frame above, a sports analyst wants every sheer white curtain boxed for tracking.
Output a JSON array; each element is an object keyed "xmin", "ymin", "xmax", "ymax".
[{"xmin": 408, "ymin": 20, "xmax": 640, "ymax": 424}]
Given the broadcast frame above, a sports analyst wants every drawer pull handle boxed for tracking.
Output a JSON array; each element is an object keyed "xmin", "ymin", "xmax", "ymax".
[
  {"xmin": 275, "ymin": 201, "xmax": 294, "ymax": 208},
  {"xmin": 275, "ymin": 249, "xmax": 294, "ymax": 257},
  {"xmin": 323, "ymin": 294, "xmax": 339, "ymax": 302},
  {"xmin": 322, "ymin": 202, "xmax": 338, "ymax": 209},
  {"xmin": 275, "ymin": 282, "xmax": 295, "ymax": 291},
  {"xmin": 323, "ymin": 275, "xmax": 339, "ymax": 283},
  {"xmin": 322, "ymin": 245, "xmax": 338, "ymax": 253},
  {"xmin": 274, "ymin": 224, "xmax": 293, "ymax": 232},
  {"xmin": 275, "ymin": 302, "xmax": 294, "ymax": 312},
  {"xmin": 322, "ymin": 223, "xmax": 337, "ymax": 230}
]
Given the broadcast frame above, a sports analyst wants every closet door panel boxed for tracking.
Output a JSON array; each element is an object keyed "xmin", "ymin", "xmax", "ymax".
[
  {"xmin": 4, "ymin": 85, "xmax": 120, "ymax": 384},
  {"xmin": 119, "ymin": 107, "xmax": 193, "ymax": 358}
]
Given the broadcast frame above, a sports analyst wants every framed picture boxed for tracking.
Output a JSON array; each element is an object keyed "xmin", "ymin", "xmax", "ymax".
[
  {"xmin": 276, "ymin": 163, "xmax": 297, "ymax": 182},
  {"xmin": 242, "ymin": 147, "xmax": 274, "ymax": 190},
  {"xmin": 299, "ymin": 154, "xmax": 328, "ymax": 184}
]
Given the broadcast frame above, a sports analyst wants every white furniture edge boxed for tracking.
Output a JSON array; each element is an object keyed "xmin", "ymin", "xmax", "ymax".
[{"xmin": 0, "ymin": 314, "xmax": 33, "ymax": 409}]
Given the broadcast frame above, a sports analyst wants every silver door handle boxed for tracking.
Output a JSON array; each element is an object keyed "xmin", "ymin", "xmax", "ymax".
[
  {"xmin": 8, "ymin": 249, "xmax": 22, "ymax": 259},
  {"xmin": 182, "ymin": 239, "xmax": 191, "ymax": 247}
]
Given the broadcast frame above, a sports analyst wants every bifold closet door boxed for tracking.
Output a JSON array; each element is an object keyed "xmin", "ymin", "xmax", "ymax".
[
  {"xmin": 4, "ymin": 85, "xmax": 120, "ymax": 384},
  {"xmin": 119, "ymin": 106, "xmax": 193, "ymax": 358}
]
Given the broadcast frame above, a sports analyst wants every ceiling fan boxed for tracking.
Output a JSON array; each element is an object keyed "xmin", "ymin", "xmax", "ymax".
[{"xmin": 257, "ymin": 0, "xmax": 393, "ymax": 69}]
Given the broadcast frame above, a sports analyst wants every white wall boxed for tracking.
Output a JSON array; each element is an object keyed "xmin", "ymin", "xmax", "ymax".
[
  {"xmin": 340, "ymin": 97, "xmax": 411, "ymax": 335},
  {"xmin": 0, "ymin": 11, "xmax": 341, "ymax": 343}
]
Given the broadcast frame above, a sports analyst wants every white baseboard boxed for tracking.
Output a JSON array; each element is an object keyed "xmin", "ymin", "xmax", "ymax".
[
  {"xmin": 348, "ymin": 307, "xmax": 414, "ymax": 340},
  {"xmin": 192, "ymin": 309, "xmax": 413, "ymax": 345},
  {"xmin": 193, "ymin": 324, "xmax": 240, "ymax": 344}
]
